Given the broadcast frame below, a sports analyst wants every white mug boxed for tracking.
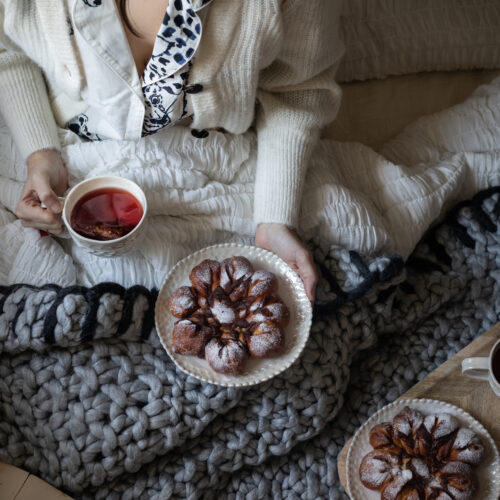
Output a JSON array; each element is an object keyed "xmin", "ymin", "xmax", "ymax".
[
  {"xmin": 60, "ymin": 175, "xmax": 148, "ymax": 258},
  {"xmin": 461, "ymin": 338, "xmax": 500, "ymax": 397}
]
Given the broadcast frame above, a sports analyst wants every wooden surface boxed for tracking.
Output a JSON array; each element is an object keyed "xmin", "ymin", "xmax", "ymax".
[
  {"xmin": 337, "ymin": 322, "xmax": 500, "ymax": 496},
  {"xmin": 323, "ymin": 69, "xmax": 500, "ymax": 149},
  {"xmin": 0, "ymin": 462, "xmax": 73, "ymax": 500},
  {"xmin": 0, "ymin": 462, "xmax": 29, "ymax": 499}
]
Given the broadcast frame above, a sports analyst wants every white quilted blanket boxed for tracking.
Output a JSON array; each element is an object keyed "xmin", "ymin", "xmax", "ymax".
[{"xmin": 0, "ymin": 76, "xmax": 499, "ymax": 288}]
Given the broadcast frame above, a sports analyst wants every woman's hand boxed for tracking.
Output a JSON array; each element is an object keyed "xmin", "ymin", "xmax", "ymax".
[
  {"xmin": 255, "ymin": 223, "xmax": 318, "ymax": 303},
  {"xmin": 15, "ymin": 149, "xmax": 68, "ymax": 235}
]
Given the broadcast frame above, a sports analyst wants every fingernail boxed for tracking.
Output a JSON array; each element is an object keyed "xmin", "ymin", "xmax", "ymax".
[{"xmin": 50, "ymin": 203, "xmax": 61, "ymax": 212}]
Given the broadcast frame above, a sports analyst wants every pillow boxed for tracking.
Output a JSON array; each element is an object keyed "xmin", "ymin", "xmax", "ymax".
[{"xmin": 337, "ymin": 0, "xmax": 500, "ymax": 82}]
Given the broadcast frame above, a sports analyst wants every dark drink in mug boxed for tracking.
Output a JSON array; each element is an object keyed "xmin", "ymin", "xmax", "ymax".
[
  {"xmin": 61, "ymin": 176, "xmax": 148, "ymax": 257},
  {"xmin": 70, "ymin": 188, "xmax": 144, "ymax": 241}
]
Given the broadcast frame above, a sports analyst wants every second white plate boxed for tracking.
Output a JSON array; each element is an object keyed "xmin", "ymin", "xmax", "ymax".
[
  {"xmin": 154, "ymin": 243, "xmax": 313, "ymax": 387},
  {"xmin": 346, "ymin": 398, "xmax": 500, "ymax": 500}
]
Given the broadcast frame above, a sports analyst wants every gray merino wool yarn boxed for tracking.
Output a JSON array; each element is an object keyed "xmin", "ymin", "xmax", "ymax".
[{"xmin": 0, "ymin": 188, "xmax": 499, "ymax": 499}]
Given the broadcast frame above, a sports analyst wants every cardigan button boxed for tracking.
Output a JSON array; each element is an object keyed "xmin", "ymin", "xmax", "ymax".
[
  {"xmin": 191, "ymin": 129, "xmax": 209, "ymax": 139},
  {"xmin": 185, "ymin": 84, "xmax": 203, "ymax": 94}
]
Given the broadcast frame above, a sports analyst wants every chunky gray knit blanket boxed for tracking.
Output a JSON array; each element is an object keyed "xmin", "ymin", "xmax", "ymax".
[{"xmin": 0, "ymin": 187, "xmax": 499, "ymax": 499}]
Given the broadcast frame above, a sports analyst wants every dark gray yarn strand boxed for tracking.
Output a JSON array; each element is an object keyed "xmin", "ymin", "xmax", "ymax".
[
  {"xmin": 0, "ymin": 187, "xmax": 498, "ymax": 499},
  {"xmin": 0, "ymin": 283, "xmax": 157, "ymax": 353}
]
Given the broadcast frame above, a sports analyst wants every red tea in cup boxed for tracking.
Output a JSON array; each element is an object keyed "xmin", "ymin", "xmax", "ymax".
[
  {"xmin": 70, "ymin": 187, "xmax": 144, "ymax": 241},
  {"xmin": 493, "ymin": 346, "xmax": 500, "ymax": 383}
]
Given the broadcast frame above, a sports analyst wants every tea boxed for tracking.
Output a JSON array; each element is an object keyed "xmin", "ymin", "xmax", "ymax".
[
  {"xmin": 70, "ymin": 187, "xmax": 143, "ymax": 241},
  {"xmin": 493, "ymin": 347, "xmax": 500, "ymax": 383}
]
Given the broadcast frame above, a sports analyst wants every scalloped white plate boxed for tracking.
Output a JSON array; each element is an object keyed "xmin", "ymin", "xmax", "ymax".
[
  {"xmin": 346, "ymin": 398, "xmax": 500, "ymax": 500},
  {"xmin": 154, "ymin": 243, "xmax": 313, "ymax": 387}
]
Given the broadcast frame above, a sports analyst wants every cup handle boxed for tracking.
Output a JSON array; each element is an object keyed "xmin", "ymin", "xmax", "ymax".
[{"xmin": 461, "ymin": 357, "xmax": 490, "ymax": 380}]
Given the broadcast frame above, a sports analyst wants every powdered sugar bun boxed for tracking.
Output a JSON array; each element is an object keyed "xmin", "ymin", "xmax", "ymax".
[
  {"xmin": 168, "ymin": 286, "xmax": 198, "ymax": 318},
  {"xmin": 220, "ymin": 256, "xmax": 254, "ymax": 298},
  {"xmin": 380, "ymin": 469, "xmax": 413, "ymax": 500},
  {"xmin": 347, "ymin": 399, "xmax": 500, "ymax": 500},
  {"xmin": 393, "ymin": 407, "xmax": 424, "ymax": 437},
  {"xmin": 356, "ymin": 405, "xmax": 487, "ymax": 500},
  {"xmin": 392, "ymin": 406, "xmax": 425, "ymax": 456},
  {"xmin": 436, "ymin": 462, "xmax": 478, "ymax": 500},
  {"xmin": 247, "ymin": 295, "xmax": 290, "ymax": 327},
  {"xmin": 247, "ymin": 321, "xmax": 284, "ymax": 358},
  {"xmin": 189, "ymin": 259, "xmax": 221, "ymax": 297},
  {"xmin": 155, "ymin": 243, "xmax": 313, "ymax": 388},
  {"xmin": 359, "ymin": 450, "xmax": 402, "ymax": 489},
  {"xmin": 205, "ymin": 337, "xmax": 247, "ymax": 375},
  {"xmin": 171, "ymin": 320, "xmax": 212, "ymax": 356},
  {"xmin": 169, "ymin": 253, "xmax": 290, "ymax": 375},
  {"xmin": 369, "ymin": 423, "xmax": 397, "ymax": 452},
  {"xmin": 424, "ymin": 413, "xmax": 459, "ymax": 440},
  {"xmin": 407, "ymin": 458, "xmax": 431, "ymax": 481},
  {"xmin": 449, "ymin": 428, "xmax": 485, "ymax": 466},
  {"xmin": 247, "ymin": 270, "xmax": 278, "ymax": 298},
  {"xmin": 210, "ymin": 297, "xmax": 236, "ymax": 325}
]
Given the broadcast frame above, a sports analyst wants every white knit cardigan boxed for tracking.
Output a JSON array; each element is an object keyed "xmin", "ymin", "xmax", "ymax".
[{"xmin": 0, "ymin": 0, "xmax": 343, "ymax": 228}]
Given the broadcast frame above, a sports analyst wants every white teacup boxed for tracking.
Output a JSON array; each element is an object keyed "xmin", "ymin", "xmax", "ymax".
[
  {"xmin": 61, "ymin": 176, "xmax": 148, "ymax": 258},
  {"xmin": 461, "ymin": 338, "xmax": 500, "ymax": 397}
]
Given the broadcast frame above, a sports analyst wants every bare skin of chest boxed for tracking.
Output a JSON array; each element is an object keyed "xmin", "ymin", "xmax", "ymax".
[{"xmin": 115, "ymin": 0, "xmax": 170, "ymax": 75}]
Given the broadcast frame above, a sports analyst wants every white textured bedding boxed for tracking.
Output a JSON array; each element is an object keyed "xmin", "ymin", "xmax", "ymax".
[{"xmin": 0, "ymin": 76, "xmax": 499, "ymax": 289}]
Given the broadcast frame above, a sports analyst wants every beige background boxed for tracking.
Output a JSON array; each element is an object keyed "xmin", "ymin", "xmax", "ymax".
[{"xmin": 324, "ymin": 69, "xmax": 500, "ymax": 150}]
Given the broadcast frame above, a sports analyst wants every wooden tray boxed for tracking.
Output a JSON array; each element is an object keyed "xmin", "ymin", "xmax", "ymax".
[
  {"xmin": 337, "ymin": 322, "xmax": 500, "ymax": 496},
  {"xmin": 0, "ymin": 461, "xmax": 73, "ymax": 500}
]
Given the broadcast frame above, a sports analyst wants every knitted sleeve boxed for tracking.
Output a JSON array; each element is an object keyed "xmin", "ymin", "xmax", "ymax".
[
  {"xmin": 254, "ymin": 0, "xmax": 344, "ymax": 228},
  {"xmin": 0, "ymin": 11, "xmax": 61, "ymax": 159}
]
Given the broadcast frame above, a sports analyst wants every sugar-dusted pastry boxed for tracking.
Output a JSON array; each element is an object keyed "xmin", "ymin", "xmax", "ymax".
[
  {"xmin": 247, "ymin": 294, "xmax": 290, "ymax": 328},
  {"xmin": 168, "ymin": 286, "xmax": 199, "ymax": 318},
  {"xmin": 381, "ymin": 479, "xmax": 419, "ymax": 500},
  {"xmin": 220, "ymin": 256, "xmax": 254, "ymax": 301},
  {"xmin": 392, "ymin": 406, "xmax": 425, "ymax": 456},
  {"xmin": 433, "ymin": 462, "xmax": 478, "ymax": 500},
  {"xmin": 208, "ymin": 288, "xmax": 236, "ymax": 325},
  {"xmin": 169, "ymin": 255, "xmax": 290, "ymax": 375},
  {"xmin": 247, "ymin": 321, "xmax": 284, "ymax": 358},
  {"xmin": 369, "ymin": 422, "xmax": 402, "ymax": 455},
  {"xmin": 425, "ymin": 413, "xmax": 459, "ymax": 459},
  {"xmin": 447, "ymin": 428, "xmax": 485, "ymax": 466},
  {"xmin": 424, "ymin": 413, "xmax": 459, "ymax": 441},
  {"xmin": 358, "ymin": 406, "xmax": 484, "ymax": 500},
  {"xmin": 189, "ymin": 259, "xmax": 221, "ymax": 297},
  {"xmin": 407, "ymin": 457, "xmax": 432, "ymax": 482},
  {"xmin": 359, "ymin": 450, "xmax": 403, "ymax": 489},
  {"xmin": 205, "ymin": 336, "xmax": 247, "ymax": 375},
  {"xmin": 247, "ymin": 270, "xmax": 278, "ymax": 298},
  {"xmin": 171, "ymin": 319, "xmax": 213, "ymax": 357}
]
